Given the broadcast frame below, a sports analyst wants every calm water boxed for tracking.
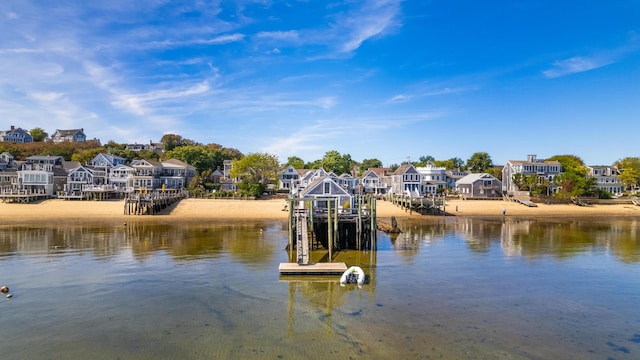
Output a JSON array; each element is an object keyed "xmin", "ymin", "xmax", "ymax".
[{"xmin": 1, "ymin": 218, "xmax": 639, "ymax": 359}]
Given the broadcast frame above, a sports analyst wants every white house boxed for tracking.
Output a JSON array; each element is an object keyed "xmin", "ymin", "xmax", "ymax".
[
  {"xmin": 389, "ymin": 164, "xmax": 422, "ymax": 196},
  {"xmin": 502, "ymin": 155, "xmax": 562, "ymax": 193},
  {"xmin": 587, "ymin": 165, "xmax": 623, "ymax": 195},
  {"xmin": 416, "ymin": 163, "xmax": 448, "ymax": 195}
]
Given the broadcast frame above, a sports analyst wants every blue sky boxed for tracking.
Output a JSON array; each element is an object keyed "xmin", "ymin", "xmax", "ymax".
[{"xmin": 1, "ymin": 1, "xmax": 638, "ymax": 167}]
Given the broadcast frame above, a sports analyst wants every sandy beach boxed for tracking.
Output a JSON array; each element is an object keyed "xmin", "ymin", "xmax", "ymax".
[{"xmin": 1, "ymin": 197, "xmax": 640, "ymax": 225}]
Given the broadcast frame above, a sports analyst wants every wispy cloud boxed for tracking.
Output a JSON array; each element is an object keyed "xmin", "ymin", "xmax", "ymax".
[
  {"xmin": 262, "ymin": 111, "xmax": 440, "ymax": 161},
  {"xmin": 145, "ymin": 33, "xmax": 245, "ymax": 49},
  {"xmin": 542, "ymin": 55, "xmax": 613, "ymax": 78},
  {"xmin": 337, "ymin": 0, "xmax": 402, "ymax": 53}
]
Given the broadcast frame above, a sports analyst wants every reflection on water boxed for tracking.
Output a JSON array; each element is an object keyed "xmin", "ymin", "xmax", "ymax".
[{"xmin": 0, "ymin": 218, "xmax": 639, "ymax": 359}]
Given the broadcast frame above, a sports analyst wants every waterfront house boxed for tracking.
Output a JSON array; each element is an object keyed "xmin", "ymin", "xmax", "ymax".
[
  {"xmin": 63, "ymin": 165, "xmax": 96, "ymax": 197},
  {"xmin": 360, "ymin": 168, "xmax": 390, "ymax": 195},
  {"xmin": 161, "ymin": 159, "xmax": 196, "ymax": 190},
  {"xmin": 51, "ymin": 128, "xmax": 86, "ymax": 143},
  {"xmin": 587, "ymin": 165, "xmax": 623, "ymax": 195},
  {"xmin": 0, "ymin": 152, "xmax": 19, "ymax": 190},
  {"xmin": 0, "ymin": 126, "xmax": 33, "ymax": 143},
  {"xmin": 279, "ymin": 165, "xmax": 301, "ymax": 191},
  {"xmin": 299, "ymin": 175, "xmax": 353, "ymax": 211},
  {"xmin": 456, "ymin": 173, "xmax": 503, "ymax": 199},
  {"xmin": 337, "ymin": 173, "xmax": 359, "ymax": 194},
  {"xmin": 297, "ymin": 168, "xmax": 330, "ymax": 194},
  {"xmin": 209, "ymin": 166, "xmax": 225, "ymax": 184},
  {"xmin": 502, "ymin": 155, "xmax": 562, "ymax": 193},
  {"xmin": 131, "ymin": 159, "xmax": 163, "ymax": 190},
  {"xmin": 18, "ymin": 155, "xmax": 66, "ymax": 195},
  {"xmin": 389, "ymin": 164, "xmax": 422, "ymax": 197},
  {"xmin": 108, "ymin": 164, "xmax": 135, "ymax": 193},
  {"xmin": 221, "ymin": 159, "xmax": 237, "ymax": 191},
  {"xmin": 416, "ymin": 163, "xmax": 448, "ymax": 195},
  {"xmin": 446, "ymin": 168, "xmax": 469, "ymax": 190}
]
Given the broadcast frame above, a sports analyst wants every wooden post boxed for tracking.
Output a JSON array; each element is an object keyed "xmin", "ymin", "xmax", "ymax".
[
  {"xmin": 334, "ymin": 198, "xmax": 338, "ymax": 251},
  {"xmin": 328, "ymin": 199, "xmax": 332, "ymax": 262},
  {"xmin": 287, "ymin": 199, "xmax": 293, "ymax": 262}
]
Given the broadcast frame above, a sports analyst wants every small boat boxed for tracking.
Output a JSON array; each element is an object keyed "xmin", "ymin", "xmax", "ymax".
[{"xmin": 340, "ymin": 266, "xmax": 365, "ymax": 286}]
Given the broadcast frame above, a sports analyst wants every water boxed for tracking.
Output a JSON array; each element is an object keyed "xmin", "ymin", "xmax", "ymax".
[{"xmin": 0, "ymin": 218, "xmax": 639, "ymax": 359}]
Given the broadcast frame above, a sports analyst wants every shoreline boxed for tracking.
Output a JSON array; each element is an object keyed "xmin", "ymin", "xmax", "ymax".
[{"xmin": 1, "ymin": 198, "xmax": 639, "ymax": 225}]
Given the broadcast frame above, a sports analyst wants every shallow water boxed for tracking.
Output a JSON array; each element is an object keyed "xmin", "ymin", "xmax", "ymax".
[{"xmin": 0, "ymin": 218, "xmax": 639, "ymax": 359}]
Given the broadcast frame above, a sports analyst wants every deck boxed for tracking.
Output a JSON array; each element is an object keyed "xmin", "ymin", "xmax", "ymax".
[{"xmin": 278, "ymin": 262, "xmax": 347, "ymax": 275}]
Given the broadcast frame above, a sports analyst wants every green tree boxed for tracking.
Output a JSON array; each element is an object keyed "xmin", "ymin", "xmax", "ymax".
[
  {"xmin": 286, "ymin": 156, "xmax": 305, "ymax": 169},
  {"xmin": 29, "ymin": 127, "xmax": 48, "ymax": 142},
  {"xmin": 230, "ymin": 152, "xmax": 280, "ymax": 192},
  {"xmin": 419, "ymin": 155, "xmax": 435, "ymax": 164},
  {"xmin": 165, "ymin": 145, "xmax": 215, "ymax": 174},
  {"xmin": 71, "ymin": 148, "xmax": 104, "ymax": 164},
  {"xmin": 320, "ymin": 150, "xmax": 353, "ymax": 175},
  {"xmin": 160, "ymin": 134, "xmax": 184, "ymax": 152},
  {"xmin": 466, "ymin": 152, "xmax": 493, "ymax": 172},
  {"xmin": 434, "ymin": 157, "xmax": 464, "ymax": 169},
  {"xmin": 548, "ymin": 154, "xmax": 595, "ymax": 198},
  {"xmin": 616, "ymin": 157, "xmax": 640, "ymax": 191},
  {"xmin": 361, "ymin": 158, "xmax": 383, "ymax": 170},
  {"xmin": 304, "ymin": 159, "xmax": 323, "ymax": 169}
]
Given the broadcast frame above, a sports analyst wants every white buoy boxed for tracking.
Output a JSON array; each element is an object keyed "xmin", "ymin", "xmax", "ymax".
[{"xmin": 6, "ymin": 293, "xmax": 12, "ymax": 299}]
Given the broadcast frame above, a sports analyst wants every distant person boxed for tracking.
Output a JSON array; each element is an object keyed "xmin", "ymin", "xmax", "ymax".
[{"xmin": 502, "ymin": 208, "xmax": 506, "ymax": 216}]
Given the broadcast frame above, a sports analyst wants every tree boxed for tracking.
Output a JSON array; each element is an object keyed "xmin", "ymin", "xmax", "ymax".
[
  {"xmin": 205, "ymin": 143, "xmax": 243, "ymax": 170},
  {"xmin": 165, "ymin": 145, "xmax": 216, "ymax": 174},
  {"xmin": 160, "ymin": 134, "xmax": 183, "ymax": 152},
  {"xmin": 320, "ymin": 150, "xmax": 353, "ymax": 175},
  {"xmin": 434, "ymin": 157, "xmax": 464, "ymax": 169},
  {"xmin": 29, "ymin": 127, "xmax": 48, "ymax": 142},
  {"xmin": 230, "ymin": 153, "xmax": 280, "ymax": 194},
  {"xmin": 361, "ymin": 158, "xmax": 383, "ymax": 170},
  {"xmin": 616, "ymin": 157, "xmax": 640, "ymax": 191},
  {"xmin": 286, "ymin": 156, "xmax": 305, "ymax": 169},
  {"xmin": 466, "ymin": 152, "xmax": 493, "ymax": 172},
  {"xmin": 71, "ymin": 148, "xmax": 104, "ymax": 164},
  {"xmin": 547, "ymin": 154, "xmax": 595, "ymax": 198},
  {"xmin": 419, "ymin": 155, "xmax": 435, "ymax": 164}
]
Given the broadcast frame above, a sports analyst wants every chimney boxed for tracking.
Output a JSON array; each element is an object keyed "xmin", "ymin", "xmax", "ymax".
[{"xmin": 10, "ymin": 125, "xmax": 15, "ymax": 130}]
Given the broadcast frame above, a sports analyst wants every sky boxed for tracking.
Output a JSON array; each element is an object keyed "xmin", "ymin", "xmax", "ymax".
[{"xmin": 0, "ymin": 1, "xmax": 639, "ymax": 167}]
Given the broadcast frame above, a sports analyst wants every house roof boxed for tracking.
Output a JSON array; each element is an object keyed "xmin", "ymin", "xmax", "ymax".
[
  {"xmin": 55, "ymin": 129, "xmax": 84, "ymax": 136},
  {"xmin": 163, "ymin": 158, "xmax": 196, "ymax": 170},
  {"xmin": 507, "ymin": 159, "xmax": 561, "ymax": 166},
  {"xmin": 393, "ymin": 164, "xmax": 417, "ymax": 175},
  {"xmin": 300, "ymin": 175, "xmax": 351, "ymax": 197},
  {"xmin": 457, "ymin": 173, "xmax": 499, "ymax": 185}
]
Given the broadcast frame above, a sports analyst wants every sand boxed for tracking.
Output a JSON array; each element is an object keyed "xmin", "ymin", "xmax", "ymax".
[{"xmin": 1, "ymin": 197, "xmax": 639, "ymax": 225}]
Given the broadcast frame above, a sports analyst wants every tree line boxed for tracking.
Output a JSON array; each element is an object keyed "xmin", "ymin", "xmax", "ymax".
[{"xmin": 5, "ymin": 129, "xmax": 640, "ymax": 198}]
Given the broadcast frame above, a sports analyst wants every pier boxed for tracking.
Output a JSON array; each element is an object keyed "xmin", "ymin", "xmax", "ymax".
[
  {"xmin": 0, "ymin": 189, "xmax": 49, "ymax": 203},
  {"xmin": 279, "ymin": 196, "xmax": 377, "ymax": 275},
  {"xmin": 387, "ymin": 194, "xmax": 446, "ymax": 215},
  {"xmin": 123, "ymin": 189, "xmax": 185, "ymax": 215}
]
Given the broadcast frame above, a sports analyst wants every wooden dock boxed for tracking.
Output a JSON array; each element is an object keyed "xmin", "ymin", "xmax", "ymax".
[
  {"xmin": 123, "ymin": 190, "xmax": 185, "ymax": 215},
  {"xmin": 278, "ymin": 262, "xmax": 347, "ymax": 275},
  {"xmin": 0, "ymin": 190, "xmax": 49, "ymax": 203},
  {"xmin": 387, "ymin": 194, "xmax": 445, "ymax": 215}
]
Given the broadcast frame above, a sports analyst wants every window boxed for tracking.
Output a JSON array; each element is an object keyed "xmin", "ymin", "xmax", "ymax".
[{"xmin": 324, "ymin": 182, "xmax": 330, "ymax": 194}]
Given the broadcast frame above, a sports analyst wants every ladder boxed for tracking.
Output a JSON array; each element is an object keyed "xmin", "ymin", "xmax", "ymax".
[{"xmin": 295, "ymin": 209, "xmax": 310, "ymax": 265}]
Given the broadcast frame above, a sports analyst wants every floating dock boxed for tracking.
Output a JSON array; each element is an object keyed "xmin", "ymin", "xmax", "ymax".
[{"xmin": 278, "ymin": 262, "xmax": 347, "ymax": 275}]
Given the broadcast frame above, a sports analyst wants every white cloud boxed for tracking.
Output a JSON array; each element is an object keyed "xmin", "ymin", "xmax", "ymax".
[
  {"xmin": 256, "ymin": 30, "xmax": 299, "ymax": 41},
  {"xmin": 388, "ymin": 94, "xmax": 410, "ymax": 103},
  {"xmin": 337, "ymin": 0, "xmax": 402, "ymax": 53},
  {"xmin": 542, "ymin": 56, "xmax": 612, "ymax": 79}
]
